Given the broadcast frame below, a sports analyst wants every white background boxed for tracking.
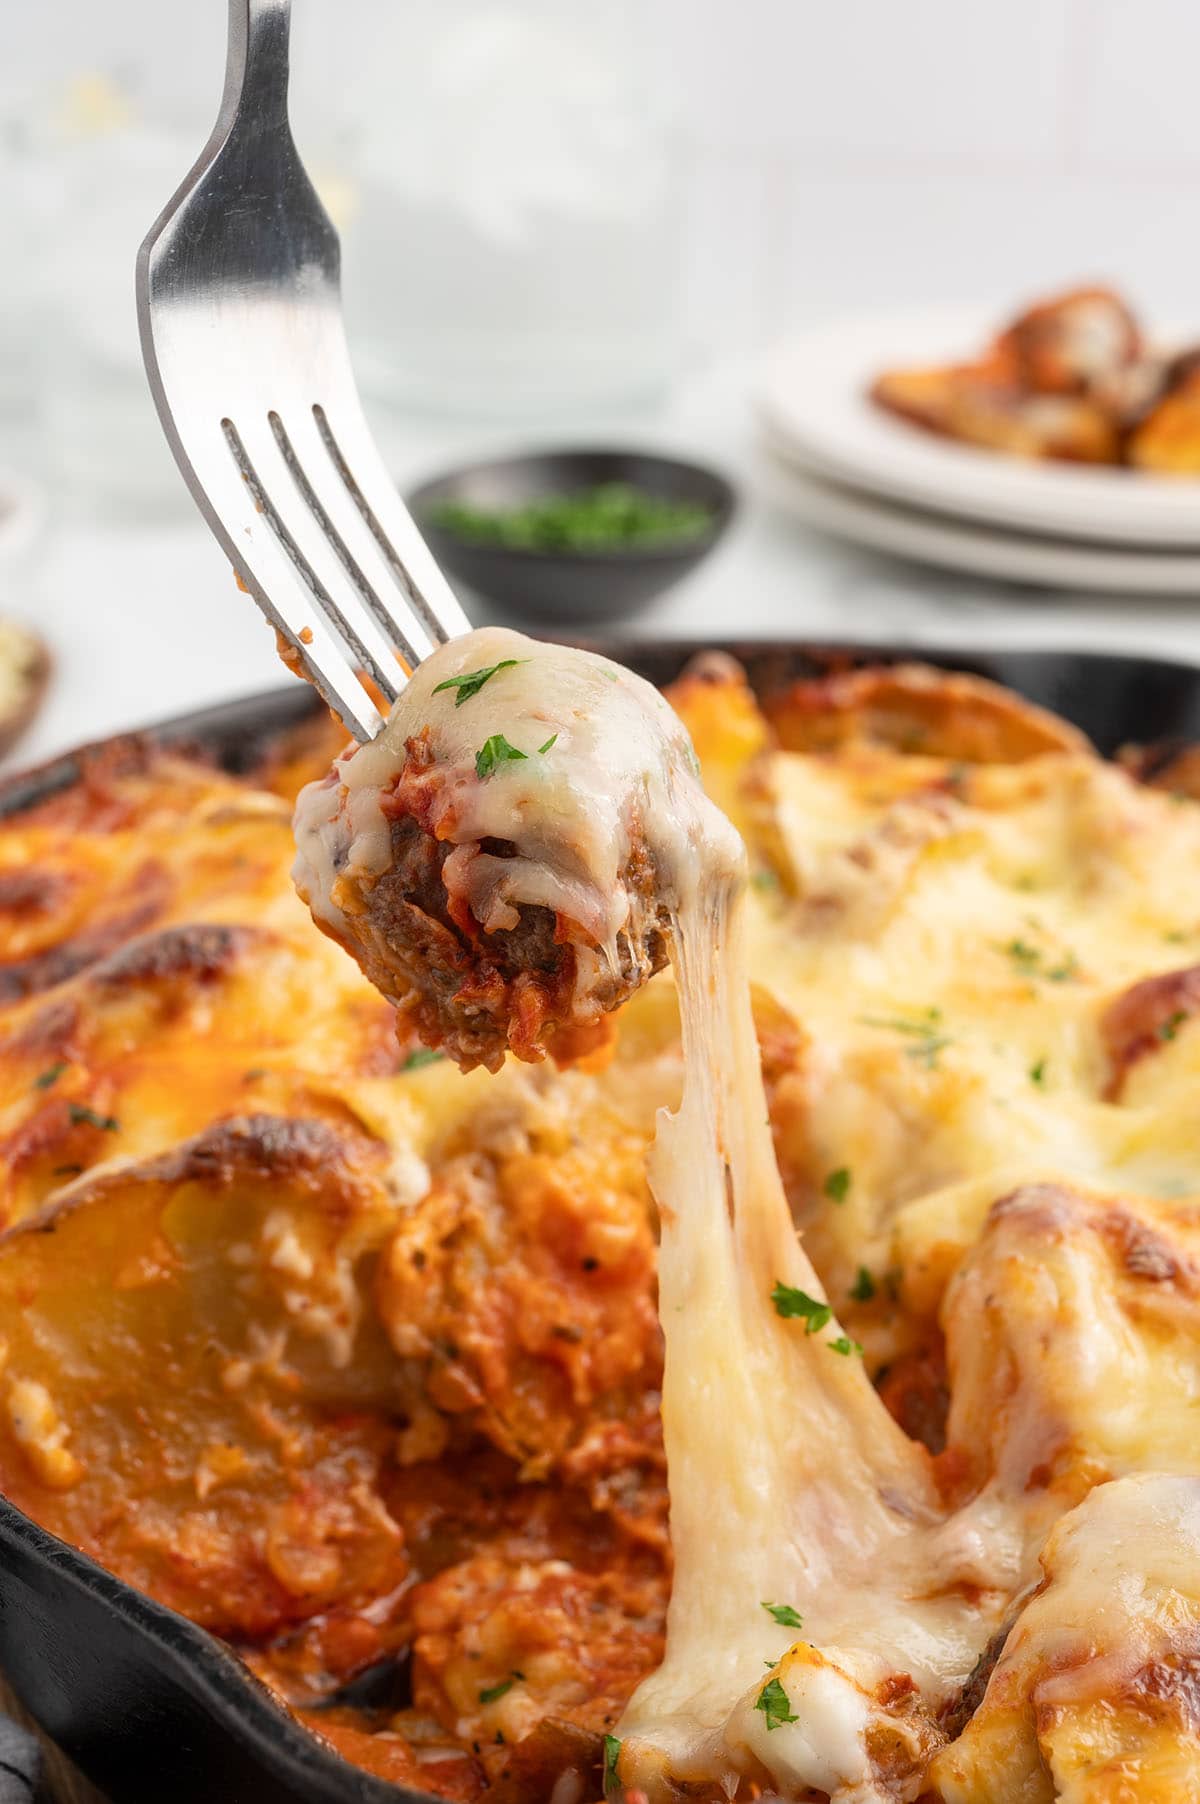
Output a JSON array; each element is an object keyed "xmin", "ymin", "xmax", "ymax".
[{"xmin": 7, "ymin": 0, "xmax": 1200, "ymax": 350}]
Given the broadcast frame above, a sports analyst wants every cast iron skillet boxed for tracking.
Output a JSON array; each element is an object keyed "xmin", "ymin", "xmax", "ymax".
[{"xmin": 1, "ymin": 638, "xmax": 1198, "ymax": 1804}]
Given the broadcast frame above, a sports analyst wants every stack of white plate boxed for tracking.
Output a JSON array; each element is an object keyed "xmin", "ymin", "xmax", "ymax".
[{"xmin": 754, "ymin": 308, "xmax": 1200, "ymax": 593}]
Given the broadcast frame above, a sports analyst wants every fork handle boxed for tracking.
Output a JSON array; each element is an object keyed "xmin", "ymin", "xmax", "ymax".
[{"xmin": 224, "ymin": 0, "xmax": 292, "ymax": 134}]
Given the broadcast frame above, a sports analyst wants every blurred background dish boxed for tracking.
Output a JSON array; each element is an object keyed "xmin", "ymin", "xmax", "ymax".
[
  {"xmin": 0, "ymin": 471, "xmax": 46, "ymax": 572},
  {"xmin": 409, "ymin": 448, "xmax": 735, "ymax": 622},
  {"xmin": 756, "ymin": 308, "xmax": 1200, "ymax": 547},
  {"xmin": 0, "ymin": 472, "xmax": 50, "ymax": 759},
  {"xmin": 757, "ymin": 435, "xmax": 1200, "ymax": 595},
  {"xmin": 867, "ymin": 284, "xmax": 1200, "ymax": 475}
]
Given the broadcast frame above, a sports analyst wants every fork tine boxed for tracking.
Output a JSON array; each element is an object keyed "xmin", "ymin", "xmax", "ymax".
[
  {"xmin": 224, "ymin": 414, "xmax": 411, "ymax": 703},
  {"xmin": 264, "ymin": 405, "xmax": 440, "ymax": 671},
  {"xmin": 311, "ymin": 392, "xmax": 474, "ymax": 647},
  {"xmin": 194, "ymin": 409, "xmax": 386, "ymax": 739},
  {"xmin": 224, "ymin": 512, "xmax": 385, "ymax": 743}
]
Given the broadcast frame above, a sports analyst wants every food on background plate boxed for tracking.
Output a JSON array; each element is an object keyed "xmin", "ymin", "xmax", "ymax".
[
  {"xmin": 2, "ymin": 653, "xmax": 1200, "ymax": 1799},
  {"xmin": 423, "ymin": 484, "xmax": 716, "ymax": 555},
  {"xmin": 0, "ymin": 620, "xmax": 50, "ymax": 760},
  {"xmin": 871, "ymin": 282, "xmax": 1200, "ymax": 472}
]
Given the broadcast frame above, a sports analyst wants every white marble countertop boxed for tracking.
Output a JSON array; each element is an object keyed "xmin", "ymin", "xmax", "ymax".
[{"xmin": 7, "ymin": 357, "xmax": 1200, "ymax": 773}]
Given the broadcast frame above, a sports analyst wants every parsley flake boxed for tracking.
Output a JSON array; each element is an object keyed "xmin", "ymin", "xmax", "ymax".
[
  {"xmin": 771, "ymin": 1282, "xmax": 832, "ymax": 1335},
  {"xmin": 1159, "ymin": 1010, "xmax": 1189, "ymax": 1043},
  {"xmin": 475, "ymin": 734, "xmax": 528, "ymax": 779},
  {"xmin": 857, "ymin": 1009, "xmax": 950, "ymax": 1067},
  {"xmin": 602, "ymin": 1734, "xmax": 622, "ymax": 1793},
  {"xmin": 402, "ymin": 1048, "xmax": 445, "ymax": 1071},
  {"xmin": 751, "ymin": 868, "xmax": 779, "ymax": 892},
  {"xmin": 432, "ymin": 659, "xmax": 522, "ymax": 707},
  {"xmin": 828, "ymin": 1335, "xmax": 863, "ymax": 1357},
  {"xmin": 538, "ymin": 733, "xmax": 558, "ymax": 755},
  {"xmin": 68, "ymin": 1104, "xmax": 119, "ymax": 1133},
  {"xmin": 823, "ymin": 1166, "xmax": 851, "ymax": 1205},
  {"xmin": 1029, "ymin": 1058, "xmax": 1048, "ymax": 1087},
  {"xmin": 33, "ymin": 1062, "xmax": 68, "ymax": 1091},
  {"xmin": 997, "ymin": 939, "xmax": 1079, "ymax": 985},
  {"xmin": 754, "ymin": 1676, "xmax": 798, "ymax": 1732},
  {"xmin": 761, "ymin": 1601, "xmax": 803, "ymax": 1629},
  {"xmin": 478, "ymin": 1671, "xmax": 524, "ymax": 1705},
  {"xmin": 849, "ymin": 1266, "xmax": 876, "ymax": 1303}
]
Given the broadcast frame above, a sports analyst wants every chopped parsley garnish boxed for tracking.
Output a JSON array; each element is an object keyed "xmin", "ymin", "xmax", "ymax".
[
  {"xmin": 828, "ymin": 1335, "xmax": 863, "ymax": 1357},
  {"xmin": 242, "ymin": 1068, "xmax": 267, "ymax": 1083},
  {"xmin": 761, "ymin": 1601, "xmax": 803, "ymax": 1629},
  {"xmin": 770, "ymin": 1282, "xmax": 832, "ymax": 1334},
  {"xmin": 432, "ymin": 659, "xmax": 522, "ymax": 706},
  {"xmin": 1164, "ymin": 929, "xmax": 1188, "ymax": 944},
  {"xmin": 478, "ymin": 1671, "xmax": 524, "ymax": 1705},
  {"xmin": 427, "ymin": 486, "xmax": 713, "ymax": 553},
  {"xmin": 68, "ymin": 1104, "xmax": 119, "ymax": 1133},
  {"xmin": 1029, "ymin": 1057, "xmax": 1048, "ymax": 1087},
  {"xmin": 1159, "ymin": 1010, "xmax": 1189, "ymax": 1043},
  {"xmin": 33, "ymin": 1062, "xmax": 68, "ymax": 1091},
  {"xmin": 602, "ymin": 1734, "xmax": 622, "ymax": 1793},
  {"xmin": 823, "ymin": 1166, "xmax": 851, "ymax": 1205},
  {"xmin": 53, "ymin": 1163, "xmax": 83, "ymax": 1178},
  {"xmin": 751, "ymin": 868, "xmax": 779, "ymax": 892},
  {"xmin": 850, "ymin": 1266, "xmax": 876, "ymax": 1302},
  {"xmin": 754, "ymin": 1676, "xmax": 798, "ymax": 1732},
  {"xmin": 402, "ymin": 1048, "xmax": 445, "ymax": 1071},
  {"xmin": 858, "ymin": 1007, "xmax": 942, "ymax": 1037},
  {"xmin": 997, "ymin": 939, "xmax": 1079, "ymax": 984},
  {"xmin": 475, "ymin": 733, "xmax": 528, "ymax": 779},
  {"xmin": 858, "ymin": 1009, "xmax": 951, "ymax": 1069},
  {"xmin": 537, "ymin": 733, "xmax": 558, "ymax": 755}
]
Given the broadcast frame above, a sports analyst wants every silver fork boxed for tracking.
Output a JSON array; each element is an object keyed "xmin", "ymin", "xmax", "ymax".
[{"xmin": 136, "ymin": 0, "xmax": 471, "ymax": 743}]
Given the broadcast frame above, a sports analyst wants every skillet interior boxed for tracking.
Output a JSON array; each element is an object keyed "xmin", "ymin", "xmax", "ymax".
[{"xmin": 0, "ymin": 636, "xmax": 1196, "ymax": 1804}]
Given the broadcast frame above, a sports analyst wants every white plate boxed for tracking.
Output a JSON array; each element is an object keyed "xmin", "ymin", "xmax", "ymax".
[
  {"xmin": 0, "ymin": 472, "xmax": 45, "ymax": 566},
  {"xmin": 756, "ymin": 307, "xmax": 1200, "ymax": 548},
  {"xmin": 759, "ymin": 431, "xmax": 1200, "ymax": 595}
]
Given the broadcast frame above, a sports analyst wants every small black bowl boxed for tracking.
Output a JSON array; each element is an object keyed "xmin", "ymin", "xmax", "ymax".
[{"xmin": 407, "ymin": 447, "xmax": 736, "ymax": 625}]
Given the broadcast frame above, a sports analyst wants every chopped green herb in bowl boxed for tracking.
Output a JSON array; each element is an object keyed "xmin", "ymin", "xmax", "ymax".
[
  {"xmin": 425, "ymin": 483, "xmax": 715, "ymax": 555},
  {"xmin": 409, "ymin": 449, "xmax": 735, "ymax": 623}
]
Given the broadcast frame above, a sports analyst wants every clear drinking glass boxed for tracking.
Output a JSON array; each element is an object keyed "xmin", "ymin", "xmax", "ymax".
[{"xmin": 299, "ymin": 0, "xmax": 685, "ymax": 421}]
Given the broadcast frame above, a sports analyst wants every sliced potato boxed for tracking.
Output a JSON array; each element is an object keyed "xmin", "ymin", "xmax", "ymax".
[{"xmin": 0, "ymin": 1112, "xmax": 407, "ymax": 1641}]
